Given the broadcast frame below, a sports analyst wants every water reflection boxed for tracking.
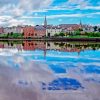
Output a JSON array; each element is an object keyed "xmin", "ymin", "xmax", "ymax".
[
  {"xmin": 0, "ymin": 41, "xmax": 100, "ymax": 52},
  {"xmin": 0, "ymin": 41, "xmax": 100, "ymax": 100},
  {"xmin": 42, "ymin": 78, "xmax": 83, "ymax": 91}
]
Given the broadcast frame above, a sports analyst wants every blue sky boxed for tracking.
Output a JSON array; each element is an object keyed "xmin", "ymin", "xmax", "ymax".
[{"xmin": 0, "ymin": 0, "xmax": 100, "ymax": 26}]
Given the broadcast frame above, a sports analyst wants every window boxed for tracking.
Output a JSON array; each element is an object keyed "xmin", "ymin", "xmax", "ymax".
[{"xmin": 35, "ymin": 33, "xmax": 37, "ymax": 36}]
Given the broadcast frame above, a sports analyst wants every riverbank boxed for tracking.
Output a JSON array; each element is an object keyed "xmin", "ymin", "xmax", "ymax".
[{"xmin": 0, "ymin": 37, "xmax": 100, "ymax": 41}]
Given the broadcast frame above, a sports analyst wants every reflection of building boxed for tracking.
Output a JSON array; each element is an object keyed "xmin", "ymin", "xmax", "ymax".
[
  {"xmin": 23, "ymin": 41, "xmax": 46, "ymax": 51},
  {"xmin": 34, "ymin": 25, "xmax": 46, "ymax": 37},
  {"xmin": 23, "ymin": 26, "xmax": 34, "ymax": 38},
  {"xmin": 23, "ymin": 41, "xmax": 35, "ymax": 50},
  {"xmin": 4, "ymin": 43, "xmax": 23, "ymax": 50},
  {"xmin": 34, "ymin": 42, "xmax": 46, "ymax": 50},
  {"xmin": 0, "ymin": 43, "xmax": 4, "ymax": 48},
  {"xmin": 46, "ymin": 42, "xmax": 61, "ymax": 50},
  {"xmin": 46, "ymin": 42, "xmax": 82, "ymax": 53},
  {"xmin": 23, "ymin": 41, "xmax": 47, "ymax": 58},
  {"xmin": 0, "ymin": 41, "xmax": 99, "ymax": 54}
]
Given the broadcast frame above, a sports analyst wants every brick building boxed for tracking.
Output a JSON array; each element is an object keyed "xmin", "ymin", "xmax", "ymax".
[{"xmin": 23, "ymin": 26, "xmax": 34, "ymax": 38}]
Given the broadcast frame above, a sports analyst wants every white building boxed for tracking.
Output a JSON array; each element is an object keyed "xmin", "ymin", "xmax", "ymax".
[
  {"xmin": 83, "ymin": 25, "xmax": 94, "ymax": 32},
  {"xmin": 46, "ymin": 26, "xmax": 62, "ymax": 37},
  {"xmin": 4, "ymin": 26, "xmax": 23, "ymax": 34}
]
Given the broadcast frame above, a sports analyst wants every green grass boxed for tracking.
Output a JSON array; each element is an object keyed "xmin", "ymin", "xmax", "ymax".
[
  {"xmin": 0, "ymin": 33, "xmax": 23, "ymax": 38},
  {"xmin": 68, "ymin": 35, "xmax": 100, "ymax": 38}
]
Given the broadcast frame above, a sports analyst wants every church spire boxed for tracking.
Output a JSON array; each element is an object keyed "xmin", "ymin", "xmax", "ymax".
[
  {"xmin": 44, "ymin": 15, "xmax": 47, "ymax": 28},
  {"xmin": 80, "ymin": 19, "xmax": 82, "ymax": 28}
]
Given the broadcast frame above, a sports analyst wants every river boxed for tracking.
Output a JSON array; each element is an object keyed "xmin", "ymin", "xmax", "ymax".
[{"xmin": 0, "ymin": 41, "xmax": 100, "ymax": 100}]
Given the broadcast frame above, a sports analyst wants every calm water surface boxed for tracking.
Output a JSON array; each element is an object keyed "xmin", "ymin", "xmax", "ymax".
[{"xmin": 0, "ymin": 41, "xmax": 100, "ymax": 100}]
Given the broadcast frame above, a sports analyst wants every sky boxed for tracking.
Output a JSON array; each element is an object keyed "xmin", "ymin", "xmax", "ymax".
[{"xmin": 0, "ymin": 0, "xmax": 100, "ymax": 27}]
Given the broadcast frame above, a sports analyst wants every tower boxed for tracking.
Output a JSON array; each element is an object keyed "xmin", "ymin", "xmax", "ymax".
[
  {"xmin": 80, "ymin": 19, "xmax": 82, "ymax": 28},
  {"xmin": 44, "ymin": 15, "xmax": 47, "ymax": 28}
]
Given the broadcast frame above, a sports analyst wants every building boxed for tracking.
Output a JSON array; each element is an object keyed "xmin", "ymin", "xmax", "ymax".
[
  {"xmin": 0, "ymin": 27, "xmax": 4, "ymax": 34},
  {"xmin": 46, "ymin": 26, "xmax": 62, "ymax": 37},
  {"xmin": 16, "ymin": 26, "xmax": 23, "ymax": 33},
  {"xmin": 44, "ymin": 15, "xmax": 47, "ymax": 28},
  {"xmin": 82, "ymin": 25, "xmax": 94, "ymax": 33},
  {"xmin": 59, "ymin": 24, "xmax": 79, "ymax": 29},
  {"xmin": 23, "ymin": 26, "xmax": 34, "ymax": 38},
  {"xmin": 43, "ymin": 16, "xmax": 64, "ymax": 37},
  {"xmin": 4, "ymin": 26, "xmax": 23, "ymax": 34},
  {"xmin": 34, "ymin": 25, "xmax": 46, "ymax": 37},
  {"xmin": 59, "ymin": 24, "xmax": 81, "ymax": 34}
]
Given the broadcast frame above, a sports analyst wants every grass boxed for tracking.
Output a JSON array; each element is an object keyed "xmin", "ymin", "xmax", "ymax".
[
  {"xmin": 0, "ymin": 33, "xmax": 23, "ymax": 38},
  {"xmin": 69, "ymin": 35, "xmax": 100, "ymax": 38}
]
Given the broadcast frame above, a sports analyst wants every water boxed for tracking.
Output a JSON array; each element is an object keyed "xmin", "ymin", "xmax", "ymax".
[{"xmin": 0, "ymin": 41, "xmax": 100, "ymax": 100}]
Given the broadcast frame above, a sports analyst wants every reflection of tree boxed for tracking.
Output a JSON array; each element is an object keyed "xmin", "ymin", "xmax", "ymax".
[
  {"xmin": 59, "ymin": 42, "xmax": 65, "ymax": 47},
  {"xmin": 54, "ymin": 42, "xmax": 59, "ymax": 46},
  {"xmin": 53, "ymin": 42, "xmax": 100, "ymax": 52}
]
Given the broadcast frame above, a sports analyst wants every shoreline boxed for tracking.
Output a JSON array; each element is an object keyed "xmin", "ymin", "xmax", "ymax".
[{"xmin": 0, "ymin": 37, "xmax": 100, "ymax": 41}]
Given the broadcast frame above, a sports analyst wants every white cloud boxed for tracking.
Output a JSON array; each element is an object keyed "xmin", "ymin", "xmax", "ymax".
[
  {"xmin": 66, "ymin": 0, "xmax": 89, "ymax": 8},
  {"xmin": 0, "ymin": 0, "xmax": 54, "ymax": 26},
  {"xmin": 83, "ymin": 6, "xmax": 100, "ymax": 10},
  {"xmin": 0, "ymin": 15, "xmax": 34, "ymax": 27},
  {"xmin": 0, "ymin": 0, "xmax": 100, "ymax": 26},
  {"xmin": 19, "ymin": 0, "xmax": 54, "ymax": 11},
  {"xmin": 21, "ymin": 13, "xmax": 84, "ymax": 19}
]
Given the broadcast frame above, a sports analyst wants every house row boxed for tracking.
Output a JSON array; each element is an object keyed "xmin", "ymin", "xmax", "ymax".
[
  {"xmin": 0, "ymin": 16, "xmax": 100, "ymax": 37},
  {"xmin": 0, "ymin": 25, "xmax": 70, "ymax": 37},
  {"xmin": 0, "ymin": 26, "xmax": 23, "ymax": 34},
  {"xmin": 1, "ymin": 24, "xmax": 100, "ymax": 37}
]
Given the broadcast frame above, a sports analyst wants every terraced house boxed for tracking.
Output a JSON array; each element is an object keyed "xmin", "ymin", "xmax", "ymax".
[
  {"xmin": 0, "ymin": 27, "xmax": 4, "ymax": 34},
  {"xmin": 3, "ymin": 26, "xmax": 23, "ymax": 34}
]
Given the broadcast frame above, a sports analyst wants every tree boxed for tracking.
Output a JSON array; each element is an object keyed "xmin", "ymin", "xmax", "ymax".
[
  {"xmin": 98, "ymin": 28, "xmax": 100, "ymax": 32},
  {"xmin": 54, "ymin": 33, "xmax": 59, "ymax": 37},
  {"xmin": 75, "ymin": 30, "xmax": 81, "ymax": 35},
  {"xmin": 94, "ymin": 26, "xmax": 98, "ymax": 32},
  {"xmin": 11, "ymin": 32, "xmax": 13, "ymax": 36},
  {"xmin": 59, "ymin": 42, "xmax": 65, "ymax": 47},
  {"xmin": 59, "ymin": 32, "xmax": 65, "ymax": 37},
  {"xmin": 79, "ymin": 28, "xmax": 83, "ymax": 31}
]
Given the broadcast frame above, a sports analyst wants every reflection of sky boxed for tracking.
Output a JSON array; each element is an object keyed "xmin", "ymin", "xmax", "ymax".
[
  {"xmin": 42, "ymin": 78, "xmax": 83, "ymax": 91},
  {"xmin": 0, "ymin": 49, "xmax": 100, "ymax": 89},
  {"xmin": 0, "ymin": 47, "xmax": 100, "ymax": 100},
  {"xmin": 20, "ymin": 50, "xmax": 100, "ymax": 75},
  {"xmin": 0, "ymin": 49, "xmax": 100, "ymax": 75}
]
